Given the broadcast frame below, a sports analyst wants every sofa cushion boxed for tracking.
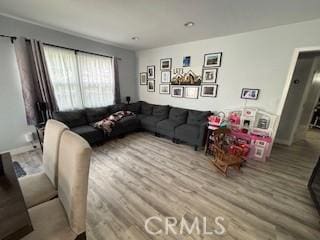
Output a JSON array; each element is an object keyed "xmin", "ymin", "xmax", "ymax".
[
  {"xmin": 141, "ymin": 102, "xmax": 153, "ymax": 115},
  {"xmin": 71, "ymin": 125, "xmax": 104, "ymax": 144},
  {"xmin": 108, "ymin": 103, "xmax": 125, "ymax": 114},
  {"xmin": 136, "ymin": 114, "xmax": 148, "ymax": 121},
  {"xmin": 187, "ymin": 110, "xmax": 210, "ymax": 125},
  {"xmin": 85, "ymin": 107, "xmax": 109, "ymax": 123},
  {"xmin": 175, "ymin": 124, "xmax": 200, "ymax": 145},
  {"xmin": 118, "ymin": 115, "xmax": 140, "ymax": 128},
  {"xmin": 153, "ymin": 105, "xmax": 169, "ymax": 119},
  {"xmin": 141, "ymin": 116, "xmax": 162, "ymax": 132},
  {"xmin": 52, "ymin": 110, "xmax": 88, "ymax": 128},
  {"xmin": 126, "ymin": 102, "xmax": 141, "ymax": 114},
  {"xmin": 157, "ymin": 119, "xmax": 183, "ymax": 138},
  {"xmin": 169, "ymin": 108, "xmax": 188, "ymax": 124}
]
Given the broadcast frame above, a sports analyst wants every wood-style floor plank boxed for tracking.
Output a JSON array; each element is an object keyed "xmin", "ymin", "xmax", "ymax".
[{"xmin": 13, "ymin": 129, "xmax": 320, "ymax": 240}]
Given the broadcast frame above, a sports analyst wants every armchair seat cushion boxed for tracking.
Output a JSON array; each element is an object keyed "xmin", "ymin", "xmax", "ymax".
[
  {"xmin": 141, "ymin": 116, "xmax": 163, "ymax": 132},
  {"xmin": 157, "ymin": 120, "xmax": 183, "ymax": 138},
  {"xmin": 19, "ymin": 172, "xmax": 57, "ymax": 209},
  {"xmin": 22, "ymin": 198, "xmax": 77, "ymax": 240},
  {"xmin": 175, "ymin": 124, "xmax": 200, "ymax": 145},
  {"xmin": 71, "ymin": 125, "xmax": 104, "ymax": 145}
]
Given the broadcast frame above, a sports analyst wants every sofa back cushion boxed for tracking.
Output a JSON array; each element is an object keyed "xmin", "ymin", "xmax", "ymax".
[
  {"xmin": 153, "ymin": 105, "xmax": 169, "ymax": 119},
  {"xmin": 52, "ymin": 110, "xmax": 88, "ymax": 128},
  {"xmin": 141, "ymin": 102, "xmax": 153, "ymax": 115},
  {"xmin": 169, "ymin": 108, "xmax": 188, "ymax": 124},
  {"xmin": 126, "ymin": 102, "xmax": 141, "ymax": 114},
  {"xmin": 187, "ymin": 110, "xmax": 210, "ymax": 125},
  {"xmin": 85, "ymin": 107, "xmax": 109, "ymax": 123},
  {"xmin": 108, "ymin": 103, "xmax": 125, "ymax": 114}
]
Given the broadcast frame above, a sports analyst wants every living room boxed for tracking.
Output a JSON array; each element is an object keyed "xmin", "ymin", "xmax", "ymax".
[{"xmin": 0, "ymin": 1, "xmax": 320, "ymax": 240}]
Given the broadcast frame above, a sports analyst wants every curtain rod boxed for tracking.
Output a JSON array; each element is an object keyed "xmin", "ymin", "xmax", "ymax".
[
  {"xmin": 0, "ymin": 34, "xmax": 17, "ymax": 43},
  {"xmin": 42, "ymin": 42, "xmax": 117, "ymax": 59}
]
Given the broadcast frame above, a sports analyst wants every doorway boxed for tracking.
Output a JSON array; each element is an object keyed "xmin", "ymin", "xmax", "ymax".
[{"xmin": 276, "ymin": 51, "xmax": 320, "ymax": 145}]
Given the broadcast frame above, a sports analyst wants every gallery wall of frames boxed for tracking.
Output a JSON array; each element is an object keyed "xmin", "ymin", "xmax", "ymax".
[{"xmin": 139, "ymin": 52, "xmax": 228, "ymax": 99}]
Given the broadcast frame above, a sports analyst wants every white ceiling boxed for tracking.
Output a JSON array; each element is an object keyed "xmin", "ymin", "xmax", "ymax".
[{"xmin": 1, "ymin": 0, "xmax": 320, "ymax": 51}]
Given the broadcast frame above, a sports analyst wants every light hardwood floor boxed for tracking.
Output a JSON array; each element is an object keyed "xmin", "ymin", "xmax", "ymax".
[{"xmin": 13, "ymin": 130, "xmax": 320, "ymax": 240}]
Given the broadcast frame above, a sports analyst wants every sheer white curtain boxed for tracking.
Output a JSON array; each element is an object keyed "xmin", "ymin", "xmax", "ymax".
[
  {"xmin": 44, "ymin": 46, "xmax": 83, "ymax": 111},
  {"xmin": 77, "ymin": 52, "xmax": 114, "ymax": 107}
]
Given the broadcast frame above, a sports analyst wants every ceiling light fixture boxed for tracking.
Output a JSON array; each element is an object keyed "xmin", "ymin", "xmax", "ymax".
[
  {"xmin": 131, "ymin": 36, "xmax": 139, "ymax": 40},
  {"xmin": 184, "ymin": 21, "xmax": 195, "ymax": 28}
]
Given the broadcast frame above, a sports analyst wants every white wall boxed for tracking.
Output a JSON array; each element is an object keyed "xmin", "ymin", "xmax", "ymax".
[
  {"xmin": 0, "ymin": 15, "xmax": 137, "ymax": 152},
  {"xmin": 136, "ymin": 19, "xmax": 320, "ymax": 120}
]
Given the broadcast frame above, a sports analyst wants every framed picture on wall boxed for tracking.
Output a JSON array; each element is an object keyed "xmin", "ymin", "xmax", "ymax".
[
  {"xmin": 159, "ymin": 84, "xmax": 170, "ymax": 94},
  {"xmin": 147, "ymin": 80, "xmax": 155, "ymax": 92},
  {"xmin": 161, "ymin": 71, "xmax": 171, "ymax": 83},
  {"xmin": 147, "ymin": 65, "xmax": 155, "ymax": 79},
  {"xmin": 240, "ymin": 88, "xmax": 260, "ymax": 100},
  {"xmin": 183, "ymin": 56, "xmax": 191, "ymax": 67},
  {"xmin": 140, "ymin": 72, "xmax": 147, "ymax": 85},
  {"xmin": 184, "ymin": 86, "xmax": 199, "ymax": 99},
  {"xmin": 171, "ymin": 86, "xmax": 183, "ymax": 98},
  {"xmin": 201, "ymin": 84, "xmax": 218, "ymax": 97},
  {"xmin": 203, "ymin": 52, "xmax": 222, "ymax": 68},
  {"xmin": 202, "ymin": 68, "xmax": 218, "ymax": 83},
  {"xmin": 160, "ymin": 58, "xmax": 172, "ymax": 71}
]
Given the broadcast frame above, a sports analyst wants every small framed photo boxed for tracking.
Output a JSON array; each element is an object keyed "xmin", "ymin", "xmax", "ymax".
[
  {"xmin": 171, "ymin": 86, "xmax": 183, "ymax": 98},
  {"xmin": 161, "ymin": 71, "xmax": 171, "ymax": 83},
  {"xmin": 147, "ymin": 80, "xmax": 155, "ymax": 92},
  {"xmin": 241, "ymin": 88, "xmax": 260, "ymax": 100},
  {"xmin": 183, "ymin": 56, "xmax": 191, "ymax": 67},
  {"xmin": 159, "ymin": 84, "xmax": 170, "ymax": 94},
  {"xmin": 184, "ymin": 86, "xmax": 199, "ymax": 99},
  {"xmin": 140, "ymin": 72, "xmax": 147, "ymax": 85},
  {"xmin": 201, "ymin": 85, "xmax": 218, "ymax": 97},
  {"xmin": 203, "ymin": 52, "xmax": 222, "ymax": 68},
  {"xmin": 160, "ymin": 58, "xmax": 172, "ymax": 71},
  {"xmin": 147, "ymin": 65, "xmax": 155, "ymax": 79},
  {"xmin": 202, "ymin": 68, "xmax": 218, "ymax": 83}
]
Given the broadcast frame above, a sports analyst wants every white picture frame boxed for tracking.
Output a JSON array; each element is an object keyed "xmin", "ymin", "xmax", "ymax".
[
  {"xmin": 159, "ymin": 84, "xmax": 170, "ymax": 94},
  {"xmin": 147, "ymin": 80, "xmax": 155, "ymax": 92},
  {"xmin": 201, "ymin": 85, "xmax": 218, "ymax": 97},
  {"xmin": 161, "ymin": 71, "xmax": 171, "ymax": 83},
  {"xmin": 202, "ymin": 68, "xmax": 218, "ymax": 83},
  {"xmin": 184, "ymin": 87, "xmax": 199, "ymax": 99},
  {"xmin": 147, "ymin": 65, "xmax": 155, "ymax": 79},
  {"xmin": 140, "ymin": 72, "xmax": 147, "ymax": 85},
  {"xmin": 171, "ymin": 86, "xmax": 183, "ymax": 98}
]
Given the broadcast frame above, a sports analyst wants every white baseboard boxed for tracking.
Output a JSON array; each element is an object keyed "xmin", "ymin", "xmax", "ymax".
[
  {"xmin": 274, "ymin": 138, "xmax": 291, "ymax": 146},
  {"xmin": 1, "ymin": 142, "xmax": 41, "ymax": 156}
]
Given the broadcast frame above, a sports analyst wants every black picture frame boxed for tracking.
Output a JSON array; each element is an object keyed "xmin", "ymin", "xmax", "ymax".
[
  {"xmin": 203, "ymin": 52, "xmax": 222, "ymax": 68},
  {"xmin": 159, "ymin": 84, "xmax": 170, "ymax": 94},
  {"xmin": 241, "ymin": 88, "xmax": 260, "ymax": 100},
  {"xmin": 308, "ymin": 156, "xmax": 320, "ymax": 216},
  {"xmin": 160, "ymin": 58, "xmax": 172, "ymax": 71},
  {"xmin": 147, "ymin": 80, "xmax": 155, "ymax": 92},
  {"xmin": 171, "ymin": 86, "xmax": 183, "ymax": 98},
  {"xmin": 202, "ymin": 68, "xmax": 218, "ymax": 84},
  {"xmin": 140, "ymin": 72, "xmax": 147, "ymax": 85},
  {"xmin": 147, "ymin": 65, "xmax": 155, "ymax": 79},
  {"xmin": 201, "ymin": 84, "xmax": 218, "ymax": 97}
]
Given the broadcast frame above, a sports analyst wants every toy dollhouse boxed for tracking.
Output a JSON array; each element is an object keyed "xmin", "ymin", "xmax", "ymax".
[{"xmin": 226, "ymin": 108, "xmax": 277, "ymax": 162}]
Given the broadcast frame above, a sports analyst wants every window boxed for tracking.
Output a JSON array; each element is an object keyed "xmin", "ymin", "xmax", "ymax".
[{"xmin": 44, "ymin": 45, "xmax": 114, "ymax": 111}]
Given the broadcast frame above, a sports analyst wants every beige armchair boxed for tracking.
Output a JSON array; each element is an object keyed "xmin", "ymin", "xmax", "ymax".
[
  {"xmin": 22, "ymin": 130, "xmax": 92, "ymax": 240},
  {"xmin": 19, "ymin": 119, "xmax": 68, "ymax": 208}
]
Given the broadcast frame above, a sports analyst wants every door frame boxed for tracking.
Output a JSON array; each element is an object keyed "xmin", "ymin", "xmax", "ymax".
[{"xmin": 275, "ymin": 46, "xmax": 320, "ymax": 145}]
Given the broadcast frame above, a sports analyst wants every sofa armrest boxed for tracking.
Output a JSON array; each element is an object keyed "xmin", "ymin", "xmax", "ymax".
[{"xmin": 198, "ymin": 121, "xmax": 208, "ymax": 146}]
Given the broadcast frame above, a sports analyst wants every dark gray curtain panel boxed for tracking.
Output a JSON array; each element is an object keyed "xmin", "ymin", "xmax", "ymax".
[
  {"xmin": 14, "ymin": 38, "xmax": 57, "ymax": 125},
  {"xmin": 113, "ymin": 57, "xmax": 121, "ymax": 104}
]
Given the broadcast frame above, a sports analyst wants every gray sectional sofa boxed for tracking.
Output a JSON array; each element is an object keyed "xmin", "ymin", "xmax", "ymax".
[{"xmin": 52, "ymin": 101, "xmax": 211, "ymax": 150}]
